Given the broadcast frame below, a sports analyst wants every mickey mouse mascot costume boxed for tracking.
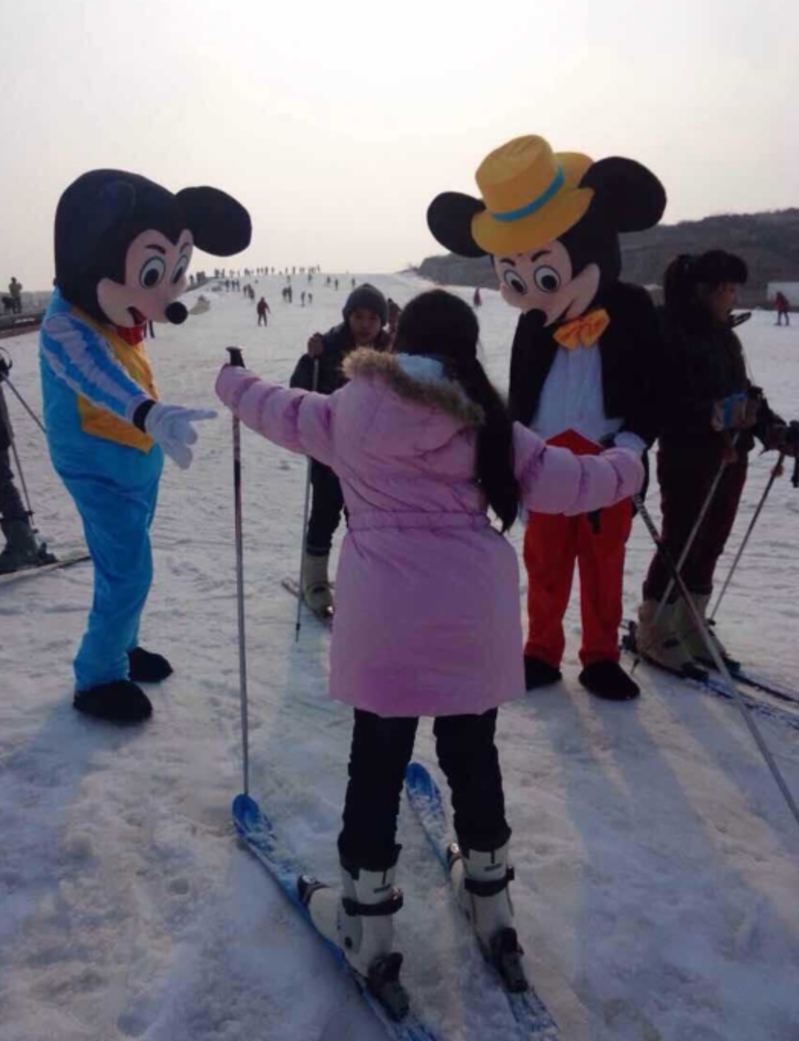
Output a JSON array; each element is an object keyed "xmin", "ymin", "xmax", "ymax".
[
  {"xmin": 428, "ymin": 136, "xmax": 666, "ymax": 701},
  {"xmin": 41, "ymin": 170, "xmax": 251, "ymax": 723}
]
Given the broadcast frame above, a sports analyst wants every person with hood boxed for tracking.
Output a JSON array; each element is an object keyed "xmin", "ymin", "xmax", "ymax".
[
  {"xmin": 636, "ymin": 251, "xmax": 795, "ymax": 672},
  {"xmin": 289, "ymin": 283, "xmax": 391, "ymax": 616},
  {"xmin": 256, "ymin": 296, "xmax": 270, "ymax": 326},
  {"xmin": 216, "ymin": 288, "xmax": 643, "ymax": 1004}
]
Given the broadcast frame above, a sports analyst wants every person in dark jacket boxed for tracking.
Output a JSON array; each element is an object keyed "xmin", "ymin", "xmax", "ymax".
[
  {"xmin": 256, "ymin": 296, "xmax": 270, "ymax": 326},
  {"xmin": 0, "ymin": 356, "xmax": 53, "ymax": 572},
  {"xmin": 637, "ymin": 251, "xmax": 794, "ymax": 671},
  {"xmin": 290, "ymin": 283, "xmax": 391, "ymax": 613}
]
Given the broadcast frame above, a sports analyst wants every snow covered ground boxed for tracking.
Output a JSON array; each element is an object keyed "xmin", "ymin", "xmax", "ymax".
[{"xmin": 1, "ymin": 275, "xmax": 798, "ymax": 1041}]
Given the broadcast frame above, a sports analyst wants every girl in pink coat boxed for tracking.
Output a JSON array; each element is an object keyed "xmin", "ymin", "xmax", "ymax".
[{"xmin": 216, "ymin": 290, "xmax": 643, "ymax": 1007}]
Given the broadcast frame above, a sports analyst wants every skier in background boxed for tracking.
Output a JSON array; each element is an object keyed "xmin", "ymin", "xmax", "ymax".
[
  {"xmin": 289, "ymin": 284, "xmax": 391, "ymax": 615},
  {"xmin": 0, "ymin": 353, "xmax": 54, "ymax": 572},
  {"xmin": 8, "ymin": 277, "xmax": 23, "ymax": 314},
  {"xmin": 775, "ymin": 290, "xmax": 791, "ymax": 327},
  {"xmin": 257, "ymin": 297, "xmax": 270, "ymax": 326},
  {"xmin": 216, "ymin": 289, "xmax": 643, "ymax": 999},
  {"xmin": 636, "ymin": 251, "xmax": 796, "ymax": 672},
  {"xmin": 473, "ymin": 287, "xmax": 482, "ymax": 309}
]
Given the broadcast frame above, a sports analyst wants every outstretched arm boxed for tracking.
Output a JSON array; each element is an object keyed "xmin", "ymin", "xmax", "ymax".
[
  {"xmin": 513, "ymin": 424, "xmax": 644, "ymax": 515},
  {"xmin": 216, "ymin": 365, "xmax": 335, "ymax": 466}
]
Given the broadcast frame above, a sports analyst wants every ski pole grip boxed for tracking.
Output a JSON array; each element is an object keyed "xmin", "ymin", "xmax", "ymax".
[{"xmin": 227, "ymin": 347, "xmax": 245, "ymax": 368}]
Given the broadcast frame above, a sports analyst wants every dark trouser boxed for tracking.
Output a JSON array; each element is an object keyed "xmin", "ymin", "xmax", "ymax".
[
  {"xmin": 257, "ymin": 312, "xmax": 268, "ymax": 325},
  {"xmin": 339, "ymin": 708, "xmax": 511, "ymax": 871},
  {"xmin": 777, "ymin": 310, "xmax": 790, "ymax": 326},
  {"xmin": 306, "ymin": 460, "xmax": 344, "ymax": 556},
  {"xmin": 643, "ymin": 438, "xmax": 748, "ymax": 601},
  {"xmin": 0, "ymin": 447, "xmax": 27, "ymax": 522}
]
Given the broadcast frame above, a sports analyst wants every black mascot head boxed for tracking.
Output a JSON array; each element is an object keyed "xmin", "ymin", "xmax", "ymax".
[
  {"xmin": 55, "ymin": 170, "xmax": 252, "ymax": 327},
  {"xmin": 427, "ymin": 135, "xmax": 665, "ymax": 331}
]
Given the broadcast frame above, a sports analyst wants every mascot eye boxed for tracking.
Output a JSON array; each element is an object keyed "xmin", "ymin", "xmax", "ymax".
[
  {"xmin": 534, "ymin": 266, "xmax": 561, "ymax": 293},
  {"xmin": 171, "ymin": 256, "xmax": 190, "ymax": 284},
  {"xmin": 503, "ymin": 270, "xmax": 528, "ymax": 295},
  {"xmin": 140, "ymin": 256, "xmax": 166, "ymax": 288}
]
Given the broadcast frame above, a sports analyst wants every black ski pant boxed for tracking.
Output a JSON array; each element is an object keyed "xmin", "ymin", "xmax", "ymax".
[
  {"xmin": 306, "ymin": 460, "xmax": 344, "ymax": 557},
  {"xmin": 257, "ymin": 312, "xmax": 268, "ymax": 326},
  {"xmin": 339, "ymin": 708, "xmax": 511, "ymax": 872},
  {"xmin": 643, "ymin": 436, "xmax": 748, "ymax": 602},
  {"xmin": 0, "ymin": 448, "xmax": 26, "ymax": 523}
]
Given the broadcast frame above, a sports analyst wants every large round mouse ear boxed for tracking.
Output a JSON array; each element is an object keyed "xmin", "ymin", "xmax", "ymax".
[
  {"xmin": 176, "ymin": 187, "xmax": 252, "ymax": 256},
  {"xmin": 579, "ymin": 158, "xmax": 666, "ymax": 233},
  {"xmin": 427, "ymin": 192, "xmax": 488, "ymax": 258}
]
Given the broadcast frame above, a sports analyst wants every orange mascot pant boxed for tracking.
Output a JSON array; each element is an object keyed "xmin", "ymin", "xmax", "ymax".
[{"xmin": 523, "ymin": 429, "xmax": 633, "ymax": 669}]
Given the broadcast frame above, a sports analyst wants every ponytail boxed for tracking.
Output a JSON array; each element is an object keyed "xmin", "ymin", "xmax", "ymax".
[
  {"xmin": 664, "ymin": 250, "xmax": 748, "ymax": 328},
  {"xmin": 394, "ymin": 290, "xmax": 520, "ymax": 532}
]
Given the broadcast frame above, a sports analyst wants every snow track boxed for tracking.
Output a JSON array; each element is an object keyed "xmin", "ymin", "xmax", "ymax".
[{"xmin": 1, "ymin": 279, "xmax": 798, "ymax": 1040}]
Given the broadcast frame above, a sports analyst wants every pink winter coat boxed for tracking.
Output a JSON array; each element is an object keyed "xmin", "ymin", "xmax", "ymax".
[{"xmin": 216, "ymin": 349, "xmax": 644, "ymax": 718}]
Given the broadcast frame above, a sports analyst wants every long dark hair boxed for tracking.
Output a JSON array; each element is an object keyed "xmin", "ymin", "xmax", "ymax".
[
  {"xmin": 393, "ymin": 289, "xmax": 520, "ymax": 531},
  {"xmin": 663, "ymin": 250, "xmax": 748, "ymax": 329}
]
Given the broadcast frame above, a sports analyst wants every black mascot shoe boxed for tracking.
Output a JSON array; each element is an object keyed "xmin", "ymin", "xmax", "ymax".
[
  {"xmin": 127, "ymin": 647, "xmax": 173, "ymax": 683},
  {"xmin": 578, "ymin": 660, "xmax": 640, "ymax": 701},
  {"xmin": 524, "ymin": 655, "xmax": 562, "ymax": 690},
  {"xmin": 73, "ymin": 679, "xmax": 153, "ymax": 722}
]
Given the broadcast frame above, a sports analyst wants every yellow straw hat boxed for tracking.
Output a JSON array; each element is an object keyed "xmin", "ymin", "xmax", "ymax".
[{"xmin": 428, "ymin": 135, "xmax": 595, "ymax": 258}]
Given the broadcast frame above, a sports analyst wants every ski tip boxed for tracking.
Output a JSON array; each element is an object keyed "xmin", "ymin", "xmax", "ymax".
[
  {"xmin": 405, "ymin": 762, "xmax": 431, "ymax": 789},
  {"xmin": 232, "ymin": 792, "xmax": 261, "ymax": 824}
]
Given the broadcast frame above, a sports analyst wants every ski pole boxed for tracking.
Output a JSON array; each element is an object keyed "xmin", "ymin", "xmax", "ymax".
[
  {"xmin": 634, "ymin": 492, "xmax": 799, "ymax": 835},
  {"xmin": 226, "ymin": 346, "xmax": 250, "ymax": 797},
  {"xmin": 653, "ymin": 434, "xmax": 738, "ymax": 626},
  {"xmin": 1, "ymin": 375, "xmax": 46, "ymax": 435},
  {"xmin": 710, "ymin": 448, "xmax": 787, "ymax": 622},
  {"xmin": 294, "ymin": 357, "xmax": 320, "ymax": 641}
]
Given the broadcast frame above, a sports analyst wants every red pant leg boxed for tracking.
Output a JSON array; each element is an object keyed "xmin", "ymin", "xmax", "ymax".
[
  {"xmin": 576, "ymin": 498, "xmax": 633, "ymax": 666},
  {"xmin": 523, "ymin": 512, "xmax": 579, "ymax": 668}
]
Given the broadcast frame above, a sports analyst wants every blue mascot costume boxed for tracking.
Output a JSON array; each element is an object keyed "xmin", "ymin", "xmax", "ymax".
[{"xmin": 40, "ymin": 170, "xmax": 251, "ymax": 723}]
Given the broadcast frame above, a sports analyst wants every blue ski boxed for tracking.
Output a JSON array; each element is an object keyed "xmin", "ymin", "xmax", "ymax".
[
  {"xmin": 404, "ymin": 763, "xmax": 562, "ymax": 1041},
  {"xmin": 232, "ymin": 793, "xmax": 442, "ymax": 1041}
]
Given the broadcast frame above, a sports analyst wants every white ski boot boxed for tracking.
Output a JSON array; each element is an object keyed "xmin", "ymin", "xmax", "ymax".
[
  {"xmin": 635, "ymin": 599, "xmax": 700, "ymax": 676},
  {"xmin": 298, "ymin": 855, "xmax": 408, "ymax": 1020},
  {"xmin": 674, "ymin": 593, "xmax": 740, "ymax": 672},
  {"xmin": 302, "ymin": 551, "xmax": 334, "ymax": 619},
  {"xmin": 447, "ymin": 840, "xmax": 528, "ymax": 992}
]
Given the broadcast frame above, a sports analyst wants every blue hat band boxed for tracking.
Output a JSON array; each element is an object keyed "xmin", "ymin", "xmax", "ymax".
[{"xmin": 489, "ymin": 167, "xmax": 565, "ymax": 223}]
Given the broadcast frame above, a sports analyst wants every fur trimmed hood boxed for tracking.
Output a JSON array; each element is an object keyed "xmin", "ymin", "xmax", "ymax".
[{"xmin": 342, "ymin": 348, "xmax": 484, "ymax": 427}]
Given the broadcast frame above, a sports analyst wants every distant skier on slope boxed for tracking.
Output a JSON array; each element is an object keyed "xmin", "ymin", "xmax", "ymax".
[
  {"xmin": 636, "ymin": 251, "xmax": 796, "ymax": 672},
  {"xmin": 774, "ymin": 290, "xmax": 791, "ymax": 327},
  {"xmin": 257, "ymin": 296, "xmax": 270, "ymax": 326},
  {"xmin": 216, "ymin": 289, "xmax": 643, "ymax": 996},
  {"xmin": 288, "ymin": 284, "xmax": 391, "ymax": 616},
  {"xmin": 0, "ymin": 354, "xmax": 55, "ymax": 572}
]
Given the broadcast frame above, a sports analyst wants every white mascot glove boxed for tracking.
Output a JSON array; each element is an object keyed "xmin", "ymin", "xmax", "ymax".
[{"xmin": 138, "ymin": 402, "xmax": 217, "ymax": 469}]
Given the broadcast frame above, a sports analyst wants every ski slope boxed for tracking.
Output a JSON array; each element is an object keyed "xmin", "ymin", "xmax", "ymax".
[{"xmin": 1, "ymin": 275, "xmax": 798, "ymax": 1041}]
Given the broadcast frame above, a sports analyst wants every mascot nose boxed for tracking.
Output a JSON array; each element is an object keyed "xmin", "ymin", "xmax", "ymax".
[{"xmin": 165, "ymin": 302, "xmax": 188, "ymax": 325}]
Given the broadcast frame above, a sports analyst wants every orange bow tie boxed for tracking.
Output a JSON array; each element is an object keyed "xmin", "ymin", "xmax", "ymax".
[{"xmin": 553, "ymin": 308, "xmax": 610, "ymax": 350}]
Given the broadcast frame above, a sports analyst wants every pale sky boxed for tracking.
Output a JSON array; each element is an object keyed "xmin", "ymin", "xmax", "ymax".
[{"xmin": 2, "ymin": 0, "xmax": 797, "ymax": 289}]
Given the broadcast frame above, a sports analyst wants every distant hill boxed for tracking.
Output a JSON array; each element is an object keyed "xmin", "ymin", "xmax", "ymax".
[{"xmin": 415, "ymin": 209, "xmax": 799, "ymax": 306}]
